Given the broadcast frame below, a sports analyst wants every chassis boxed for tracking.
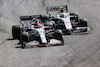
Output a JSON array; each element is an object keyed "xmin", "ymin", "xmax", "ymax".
[{"xmin": 12, "ymin": 15, "xmax": 64, "ymax": 49}]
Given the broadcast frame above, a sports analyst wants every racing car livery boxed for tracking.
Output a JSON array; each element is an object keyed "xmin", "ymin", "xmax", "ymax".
[
  {"xmin": 12, "ymin": 15, "xmax": 64, "ymax": 49},
  {"xmin": 46, "ymin": 5, "xmax": 92, "ymax": 34}
]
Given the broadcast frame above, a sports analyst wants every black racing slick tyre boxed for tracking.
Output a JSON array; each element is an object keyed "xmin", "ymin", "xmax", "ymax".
[
  {"xmin": 78, "ymin": 18, "xmax": 88, "ymax": 27},
  {"xmin": 37, "ymin": 36, "xmax": 42, "ymax": 44},
  {"xmin": 20, "ymin": 32, "xmax": 29, "ymax": 49},
  {"xmin": 12, "ymin": 25, "xmax": 21, "ymax": 39},
  {"xmin": 54, "ymin": 30, "xmax": 64, "ymax": 45},
  {"xmin": 70, "ymin": 12, "xmax": 79, "ymax": 22}
]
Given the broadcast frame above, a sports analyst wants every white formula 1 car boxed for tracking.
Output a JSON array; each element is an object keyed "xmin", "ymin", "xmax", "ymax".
[
  {"xmin": 46, "ymin": 5, "xmax": 92, "ymax": 34},
  {"xmin": 12, "ymin": 15, "xmax": 64, "ymax": 49}
]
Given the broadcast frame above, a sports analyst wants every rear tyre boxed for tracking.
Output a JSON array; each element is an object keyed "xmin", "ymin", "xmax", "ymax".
[
  {"xmin": 70, "ymin": 12, "xmax": 79, "ymax": 22},
  {"xmin": 12, "ymin": 25, "xmax": 21, "ymax": 39},
  {"xmin": 54, "ymin": 30, "xmax": 64, "ymax": 45}
]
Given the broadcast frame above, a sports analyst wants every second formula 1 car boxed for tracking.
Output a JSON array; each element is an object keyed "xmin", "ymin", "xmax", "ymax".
[{"xmin": 46, "ymin": 5, "xmax": 92, "ymax": 34}]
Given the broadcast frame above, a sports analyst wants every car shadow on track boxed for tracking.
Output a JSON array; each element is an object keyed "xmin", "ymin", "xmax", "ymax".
[
  {"xmin": 6, "ymin": 38, "xmax": 17, "ymax": 40},
  {"xmin": 63, "ymin": 32, "xmax": 91, "ymax": 35},
  {"xmin": 15, "ymin": 44, "xmax": 64, "ymax": 49},
  {"xmin": 6, "ymin": 38, "xmax": 64, "ymax": 49},
  {"xmin": 72, "ymin": 32, "xmax": 91, "ymax": 35}
]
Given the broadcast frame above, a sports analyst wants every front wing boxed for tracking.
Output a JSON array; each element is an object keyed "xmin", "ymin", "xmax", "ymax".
[
  {"xmin": 73, "ymin": 27, "xmax": 92, "ymax": 33},
  {"xmin": 26, "ymin": 39, "xmax": 62, "ymax": 47}
]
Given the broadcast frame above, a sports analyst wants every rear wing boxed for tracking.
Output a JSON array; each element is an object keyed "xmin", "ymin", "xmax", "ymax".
[
  {"xmin": 20, "ymin": 15, "xmax": 41, "ymax": 21},
  {"xmin": 46, "ymin": 5, "xmax": 68, "ymax": 13}
]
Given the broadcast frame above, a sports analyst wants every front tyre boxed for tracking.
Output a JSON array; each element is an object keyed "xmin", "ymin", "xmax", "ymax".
[
  {"xmin": 78, "ymin": 18, "xmax": 88, "ymax": 27},
  {"xmin": 20, "ymin": 32, "xmax": 29, "ymax": 49},
  {"xmin": 54, "ymin": 30, "xmax": 64, "ymax": 45}
]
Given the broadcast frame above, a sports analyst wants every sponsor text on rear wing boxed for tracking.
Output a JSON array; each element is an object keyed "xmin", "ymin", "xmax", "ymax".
[{"xmin": 46, "ymin": 5, "xmax": 68, "ymax": 13}]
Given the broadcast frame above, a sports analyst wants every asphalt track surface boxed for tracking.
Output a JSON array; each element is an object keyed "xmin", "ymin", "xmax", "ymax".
[{"xmin": 0, "ymin": 0, "xmax": 100, "ymax": 67}]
